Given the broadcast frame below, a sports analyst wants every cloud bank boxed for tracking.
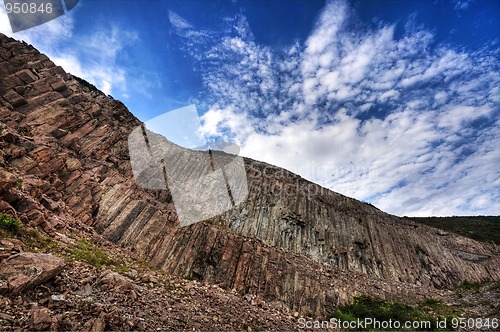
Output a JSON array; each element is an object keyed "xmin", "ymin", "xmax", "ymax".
[{"xmin": 170, "ymin": 0, "xmax": 499, "ymax": 216}]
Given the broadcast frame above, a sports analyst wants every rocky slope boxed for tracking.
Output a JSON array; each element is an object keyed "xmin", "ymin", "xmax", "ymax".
[
  {"xmin": 0, "ymin": 228, "xmax": 302, "ymax": 331},
  {"xmin": 0, "ymin": 31, "xmax": 499, "ymax": 324}
]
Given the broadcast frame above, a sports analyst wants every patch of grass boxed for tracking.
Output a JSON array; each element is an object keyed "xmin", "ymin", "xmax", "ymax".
[
  {"xmin": 419, "ymin": 298, "xmax": 445, "ymax": 313},
  {"xmin": 113, "ymin": 264, "xmax": 131, "ymax": 274},
  {"xmin": 135, "ymin": 258, "xmax": 160, "ymax": 274},
  {"xmin": 182, "ymin": 274, "xmax": 201, "ymax": 281},
  {"xmin": 329, "ymin": 295, "xmax": 459, "ymax": 331},
  {"xmin": 69, "ymin": 239, "xmax": 116, "ymax": 268},
  {"xmin": 247, "ymin": 323, "xmax": 263, "ymax": 331},
  {"xmin": 22, "ymin": 229, "xmax": 60, "ymax": 252},
  {"xmin": 419, "ymin": 298, "xmax": 462, "ymax": 318},
  {"xmin": 0, "ymin": 218, "xmax": 60, "ymax": 253},
  {"xmin": 458, "ymin": 280, "xmax": 484, "ymax": 292},
  {"xmin": 68, "ymin": 239, "xmax": 130, "ymax": 273},
  {"xmin": 489, "ymin": 281, "xmax": 500, "ymax": 292},
  {"xmin": 0, "ymin": 213, "xmax": 22, "ymax": 233},
  {"xmin": 408, "ymin": 216, "xmax": 500, "ymax": 245}
]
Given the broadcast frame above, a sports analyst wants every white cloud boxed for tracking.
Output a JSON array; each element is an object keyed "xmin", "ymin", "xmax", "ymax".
[
  {"xmin": 168, "ymin": 11, "xmax": 194, "ymax": 30},
  {"xmin": 0, "ymin": 6, "xmax": 137, "ymax": 97},
  {"xmin": 172, "ymin": 0, "xmax": 500, "ymax": 217},
  {"xmin": 453, "ymin": 0, "xmax": 475, "ymax": 11}
]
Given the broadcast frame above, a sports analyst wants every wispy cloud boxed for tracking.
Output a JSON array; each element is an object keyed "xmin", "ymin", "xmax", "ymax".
[
  {"xmin": 170, "ymin": 1, "xmax": 500, "ymax": 216},
  {"xmin": 452, "ymin": 0, "xmax": 475, "ymax": 11},
  {"xmin": 0, "ymin": 6, "xmax": 138, "ymax": 97}
]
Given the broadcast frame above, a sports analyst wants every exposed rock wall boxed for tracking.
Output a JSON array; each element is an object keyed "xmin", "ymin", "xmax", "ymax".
[
  {"xmin": 1, "ymin": 33, "xmax": 499, "ymax": 317},
  {"xmin": 222, "ymin": 162, "xmax": 500, "ymax": 287}
]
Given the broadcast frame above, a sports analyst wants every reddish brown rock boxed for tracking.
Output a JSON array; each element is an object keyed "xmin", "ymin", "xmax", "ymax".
[
  {"xmin": 65, "ymin": 158, "xmax": 83, "ymax": 172},
  {"xmin": 0, "ymin": 169, "xmax": 17, "ymax": 191},
  {"xmin": 16, "ymin": 69, "xmax": 38, "ymax": 84},
  {"xmin": 0, "ymin": 253, "xmax": 65, "ymax": 295},
  {"xmin": 2, "ymin": 89, "xmax": 26, "ymax": 107},
  {"xmin": 50, "ymin": 80, "xmax": 67, "ymax": 92},
  {"xmin": 29, "ymin": 306, "xmax": 54, "ymax": 330},
  {"xmin": 96, "ymin": 270, "xmax": 136, "ymax": 291}
]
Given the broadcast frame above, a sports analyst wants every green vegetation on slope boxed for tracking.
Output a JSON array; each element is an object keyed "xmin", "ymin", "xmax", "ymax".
[
  {"xmin": 329, "ymin": 295, "xmax": 461, "ymax": 331},
  {"xmin": 408, "ymin": 216, "xmax": 500, "ymax": 245},
  {"xmin": 69, "ymin": 238, "xmax": 116, "ymax": 267},
  {"xmin": 0, "ymin": 214, "xmax": 129, "ymax": 272},
  {"xmin": 0, "ymin": 213, "xmax": 22, "ymax": 233}
]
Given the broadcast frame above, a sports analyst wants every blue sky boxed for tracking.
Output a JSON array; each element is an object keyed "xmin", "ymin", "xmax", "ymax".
[{"xmin": 1, "ymin": 0, "xmax": 499, "ymax": 217}]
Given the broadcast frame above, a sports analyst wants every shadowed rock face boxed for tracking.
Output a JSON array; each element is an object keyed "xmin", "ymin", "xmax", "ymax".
[{"xmin": 0, "ymin": 33, "xmax": 499, "ymax": 317}]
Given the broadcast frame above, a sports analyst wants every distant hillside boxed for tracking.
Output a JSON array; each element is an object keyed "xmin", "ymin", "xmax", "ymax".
[{"xmin": 409, "ymin": 216, "xmax": 500, "ymax": 245}]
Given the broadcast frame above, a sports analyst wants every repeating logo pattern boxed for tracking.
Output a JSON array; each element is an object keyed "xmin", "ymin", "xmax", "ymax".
[{"xmin": 128, "ymin": 105, "xmax": 248, "ymax": 227}]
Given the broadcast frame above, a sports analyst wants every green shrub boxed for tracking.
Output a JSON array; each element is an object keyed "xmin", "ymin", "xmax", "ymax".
[
  {"xmin": 329, "ymin": 295, "xmax": 458, "ymax": 331},
  {"xmin": 409, "ymin": 216, "xmax": 500, "ymax": 245},
  {"xmin": 458, "ymin": 280, "xmax": 483, "ymax": 291},
  {"xmin": 70, "ymin": 239, "xmax": 116, "ymax": 267},
  {"xmin": 0, "ymin": 213, "xmax": 22, "ymax": 233}
]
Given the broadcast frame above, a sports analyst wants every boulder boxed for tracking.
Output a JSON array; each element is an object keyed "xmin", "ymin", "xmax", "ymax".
[
  {"xmin": 0, "ymin": 169, "xmax": 17, "ymax": 192},
  {"xmin": 29, "ymin": 306, "xmax": 54, "ymax": 330},
  {"xmin": 96, "ymin": 270, "xmax": 136, "ymax": 291},
  {"xmin": 0, "ymin": 253, "xmax": 65, "ymax": 295}
]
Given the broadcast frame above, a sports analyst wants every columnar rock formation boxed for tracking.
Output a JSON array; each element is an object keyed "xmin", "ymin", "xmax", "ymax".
[{"xmin": 1, "ymin": 33, "xmax": 499, "ymax": 317}]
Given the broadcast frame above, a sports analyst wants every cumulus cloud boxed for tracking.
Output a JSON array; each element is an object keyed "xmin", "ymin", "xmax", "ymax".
[{"xmin": 169, "ymin": 1, "xmax": 500, "ymax": 216}]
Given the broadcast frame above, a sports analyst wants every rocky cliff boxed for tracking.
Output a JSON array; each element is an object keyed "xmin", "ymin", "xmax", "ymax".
[{"xmin": 1, "ymin": 32, "xmax": 499, "ymax": 319}]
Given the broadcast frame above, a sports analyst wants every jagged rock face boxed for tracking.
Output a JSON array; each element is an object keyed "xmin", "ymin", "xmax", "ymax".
[
  {"xmin": 1, "ymin": 33, "xmax": 499, "ymax": 317},
  {"xmin": 222, "ymin": 164, "xmax": 500, "ymax": 286}
]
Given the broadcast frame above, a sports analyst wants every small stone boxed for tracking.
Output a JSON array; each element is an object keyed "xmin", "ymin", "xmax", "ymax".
[
  {"xmin": 50, "ymin": 80, "xmax": 67, "ymax": 92},
  {"xmin": 96, "ymin": 270, "xmax": 135, "ymax": 291},
  {"xmin": 49, "ymin": 128, "xmax": 68, "ymax": 139},
  {"xmin": 125, "ymin": 269, "xmax": 138, "ymax": 279},
  {"xmin": 50, "ymin": 294, "xmax": 65, "ymax": 302},
  {"xmin": 244, "ymin": 294, "xmax": 255, "ymax": 305},
  {"xmin": 76, "ymin": 284, "xmax": 93, "ymax": 296},
  {"xmin": 0, "ymin": 169, "xmax": 17, "ymax": 191},
  {"xmin": 65, "ymin": 158, "xmax": 83, "ymax": 172},
  {"xmin": 29, "ymin": 306, "xmax": 52, "ymax": 330},
  {"xmin": 90, "ymin": 312, "xmax": 106, "ymax": 332}
]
